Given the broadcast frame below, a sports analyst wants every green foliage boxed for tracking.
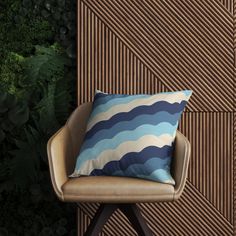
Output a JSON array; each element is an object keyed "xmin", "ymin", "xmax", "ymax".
[
  {"xmin": 0, "ymin": 91, "xmax": 29, "ymax": 143},
  {"xmin": 0, "ymin": 0, "xmax": 53, "ymax": 57},
  {"xmin": 23, "ymin": 44, "xmax": 71, "ymax": 131},
  {"xmin": 0, "ymin": 18, "xmax": 53, "ymax": 56},
  {"xmin": 0, "ymin": 44, "xmax": 71, "ymax": 192},
  {"xmin": 0, "ymin": 187, "xmax": 76, "ymax": 236},
  {"xmin": 0, "ymin": 52, "xmax": 25, "ymax": 96},
  {"xmin": 0, "ymin": 45, "xmax": 74, "ymax": 235},
  {"xmin": 0, "ymin": 0, "xmax": 77, "ymax": 234},
  {"xmin": 24, "ymin": 45, "xmax": 69, "ymax": 82}
]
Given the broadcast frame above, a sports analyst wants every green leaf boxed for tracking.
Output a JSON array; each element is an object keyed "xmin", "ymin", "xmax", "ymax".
[
  {"xmin": 35, "ymin": 83, "xmax": 60, "ymax": 134},
  {"xmin": 8, "ymin": 127, "xmax": 42, "ymax": 189},
  {"xmin": 1, "ymin": 120, "xmax": 14, "ymax": 132},
  {"xmin": 0, "ymin": 92, "xmax": 7, "ymax": 105},
  {"xmin": 8, "ymin": 103, "xmax": 29, "ymax": 126},
  {"xmin": 0, "ymin": 92, "xmax": 8, "ymax": 112},
  {"xmin": 0, "ymin": 130, "xmax": 5, "ymax": 143},
  {"xmin": 5, "ymin": 93, "xmax": 17, "ymax": 108},
  {"xmin": 23, "ymin": 44, "xmax": 70, "ymax": 85}
]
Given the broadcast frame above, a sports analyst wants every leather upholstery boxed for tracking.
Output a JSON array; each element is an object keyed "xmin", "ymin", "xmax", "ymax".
[
  {"xmin": 62, "ymin": 176, "xmax": 174, "ymax": 203},
  {"xmin": 47, "ymin": 102, "xmax": 191, "ymax": 202}
]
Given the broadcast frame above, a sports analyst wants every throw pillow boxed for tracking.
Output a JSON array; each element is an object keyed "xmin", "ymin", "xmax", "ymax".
[{"xmin": 70, "ymin": 90, "xmax": 192, "ymax": 185}]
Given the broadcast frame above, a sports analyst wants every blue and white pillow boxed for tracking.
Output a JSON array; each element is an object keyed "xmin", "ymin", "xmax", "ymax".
[{"xmin": 70, "ymin": 90, "xmax": 192, "ymax": 185}]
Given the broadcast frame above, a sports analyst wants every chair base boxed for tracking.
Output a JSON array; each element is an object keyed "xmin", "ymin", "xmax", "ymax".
[{"xmin": 80, "ymin": 203, "xmax": 153, "ymax": 236}]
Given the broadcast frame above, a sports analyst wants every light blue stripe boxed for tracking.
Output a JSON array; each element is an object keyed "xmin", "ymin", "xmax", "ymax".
[
  {"xmin": 113, "ymin": 168, "xmax": 175, "ymax": 184},
  {"xmin": 113, "ymin": 157, "xmax": 171, "ymax": 176},
  {"xmin": 75, "ymin": 122, "xmax": 177, "ymax": 169},
  {"xmin": 90, "ymin": 94, "xmax": 149, "ymax": 120},
  {"xmin": 82, "ymin": 111, "xmax": 180, "ymax": 150},
  {"xmin": 136, "ymin": 169, "xmax": 175, "ymax": 184},
  {"xmin": 183, "ymin": 90, "xmax": 192, "ymax": 97},
  {"xmin": 90, "ymin": 90, "xmax": 191, "ymax": 120}
]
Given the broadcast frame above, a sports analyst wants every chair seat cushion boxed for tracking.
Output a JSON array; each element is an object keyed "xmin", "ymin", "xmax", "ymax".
[
  {"xmin": 71, "ymin": 90, "xmax": 192, "ymax": 185},
  {"xmin": 62, "ymin": 176, "xmax": 175, "ymax": 203}
]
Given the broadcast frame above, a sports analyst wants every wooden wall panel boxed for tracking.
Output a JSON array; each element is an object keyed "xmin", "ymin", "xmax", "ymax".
[
  {"xmin": 78, "ymin": 0, "xmax": 235, "ymax": 111},
  {"xmin": 218, "ymin": 0, "xmax": 233, "ymax": 13},
  {"xmin": 77, "ymin": 0, "xmax": 235, "ymax": 235},
  {"xmin": 179, "ymin": 112, "xmax": 233, "ymax": 223}
]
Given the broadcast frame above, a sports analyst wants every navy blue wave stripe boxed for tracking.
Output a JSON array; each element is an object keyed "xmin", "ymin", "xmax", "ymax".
[
  {"xmin": 86, "ymin": 100, "xmax": 187, "ymax": 140},
  {"xmin": 93, "ymin": 93, "xmax": 132, "ymax": 109},
  {"xmin": 90, "ymin": 145, "xmax": 173, "ymax": 176},
  {"xmin": 82, "ymin": 112, "xmax": 179, "ymax": 150}
]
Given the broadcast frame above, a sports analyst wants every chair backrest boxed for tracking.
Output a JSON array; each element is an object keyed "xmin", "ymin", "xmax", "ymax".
[
  {"xmin": 65, "ymin": 102, "xmax": 93, "ymax": 174},
  {"xmin": 65, "ymin": 102, "xmax": 190, "ymax": 198},
  {"xmin": 171, "ymin": 131, "xmax": 191, "ymax": 198}
]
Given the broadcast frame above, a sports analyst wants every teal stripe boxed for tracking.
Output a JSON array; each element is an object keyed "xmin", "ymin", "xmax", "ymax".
[
  {"xmin": 183, "ymin": 90, "xmax": 192, "ymax": 97},
  {"xmin": 82, "ymin": 111, "xmax": 180, "ymax": 150},
  {"xmin": 76, "ymin": 122, "xmax": 177, "ymax": 168},
  {"xmin": 113, "ymin": 157, "xmax": 171, "ymax": 176},
  {"xmin": 136, "ymin": 169, "xmax": 175, "ymax": 184},
  {"xmin": 90, "ymin": 90, "xmax": 192, "ymax": 120},
  {"xmin": 114, "ymin": 168, "xmax": 175, "ymax": 184},
  {"xmin": 90, "ymin": 94, "xmax": 148, "ymax": 120}
]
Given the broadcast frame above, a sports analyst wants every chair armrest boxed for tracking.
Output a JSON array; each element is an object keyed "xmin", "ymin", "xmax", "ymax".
[
  {"xmin": 47, "ymin": 125, "xmax": 73, "ymax": 201},
  {"xmin": 47, "ymin": 103, "xmax": 92, "ymax": 201},
  {"xmin": 171, "ymin": 131, "xmax": 191, "ymax": 200}
]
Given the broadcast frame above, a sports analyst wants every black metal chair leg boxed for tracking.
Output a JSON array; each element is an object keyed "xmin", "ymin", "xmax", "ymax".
[
  {"xmin": 82, "ymin": 203, "xmax": 153, "ymax": 236},
  {"xmin": 84, "ymin": 204, "xmax": 118, "ymax": 236},
  {"xmin": 119, "ymin": 204, "xmax": 153, "ymax": 236}
]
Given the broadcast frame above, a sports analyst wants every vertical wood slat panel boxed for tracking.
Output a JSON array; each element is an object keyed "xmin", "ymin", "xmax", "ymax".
[
  {"xmin": 77, "ymin": 0, "xmax": 235, "ymax": 235},
  {"xmin": 178, "ymin": 112, "xmax": 233, "ymax": 223},
  {"xmin": 80, "ymin": 0, "xmax": 234, "ymax": 111},
  {"xmin": 78, "ymin": 1, "xmax": 172, "ymax": 105},
  {"xmin": 218, "ymin": 0, "xmax": 233, "ymax": 13},
  {"xmin": 234, "ymin": 113, "xmax": 236, "ymax": 236},
  {"xmin": 233, "ymin": 1, "xmax": 236, "ymax": 235}
]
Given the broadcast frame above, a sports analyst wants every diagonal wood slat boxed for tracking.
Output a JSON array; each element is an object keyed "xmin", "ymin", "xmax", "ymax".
[
  {"xmin": 178, "ymin": 112, "xmax": 233, "ymax": 223},
  {"xmin": 218, "ymin": 0, "xmax": 234, "ymax": 13},
  {"xmin": 141, "ymin": 181, "xmax": 233, "ymax": 236},
  {"xmin": 233, "ymin": 1, "xmax": 236, "ymax": 234},
  {"xmin": 233, "ymin": 113, "xmax": 236, "ymax": 236},
  {"xmin": 78, "ymin": 2, "xmax": 168, "ymax": 101},
  {"xmin": 80, "ymin": 0, "xmax": 234, "ymax": 111},
  {"xmin": 78, "ymin": 181, "xmax": 233, "ymax": 236},
  {"xmin": 78, "ymin": 203, "xmax": 137, "ymax": 236},
  {"xmin": 77, "ymin": 0, "xmax": 235, "ymax": 235}
]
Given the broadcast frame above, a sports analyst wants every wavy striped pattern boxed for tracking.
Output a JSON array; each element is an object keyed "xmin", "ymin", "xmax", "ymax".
[
  {"xmin": 72, "ymin": 90, "xmax": 191, "ymax": 184},
  {"xmin": 83, "ymin": 113, "xmax": 179, "ymax": 148},
  {"xmin": 77, "ymin": 0, "xmax": 235, "ymax": 235}
]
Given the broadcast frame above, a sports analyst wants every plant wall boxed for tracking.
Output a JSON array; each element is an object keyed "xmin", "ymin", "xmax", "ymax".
[{"xmin": 0, "ymin": 0, "xmax": 77, "ymax": 235}]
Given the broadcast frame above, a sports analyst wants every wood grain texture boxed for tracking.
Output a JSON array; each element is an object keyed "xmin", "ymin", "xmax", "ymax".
[
  {"xmin": 78, "ymin": 0, "xmax": 234, "ymax": 111},
  {"xmin": 179, "ymin": 112, "xmax": 233, "ymax": 223},
  {"xmin": 234, "ymin": 113, "xmax": 236, "ymax": 236},
  {"xmin": 233, "ymin": 1, "xmax": 236, "ymax": 235},
  {"xmin": 77, "ymin": 0, "xmax": 235, "ymax": 235},
  {"xmin": 218, "ymin": 0, "xmax": 234, "ymax": 13},
  {"xmin": 78, "ymin": 203, "xmax": 137, "ymax": 236}
]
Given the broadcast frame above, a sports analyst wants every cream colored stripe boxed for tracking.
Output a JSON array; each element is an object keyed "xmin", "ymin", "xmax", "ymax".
[
  {"xmin": 87, "ymin": 92, "xmax": 190, "ymax": 131},
  {"xmin": 78, "ymin": 134, "xmax": 175, "ymax": 175}
]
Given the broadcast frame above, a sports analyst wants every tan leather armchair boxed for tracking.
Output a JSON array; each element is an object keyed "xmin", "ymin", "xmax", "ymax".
[{"xmin": 47, "ymin": 102, "xmax": 191, "ymax": 236}]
